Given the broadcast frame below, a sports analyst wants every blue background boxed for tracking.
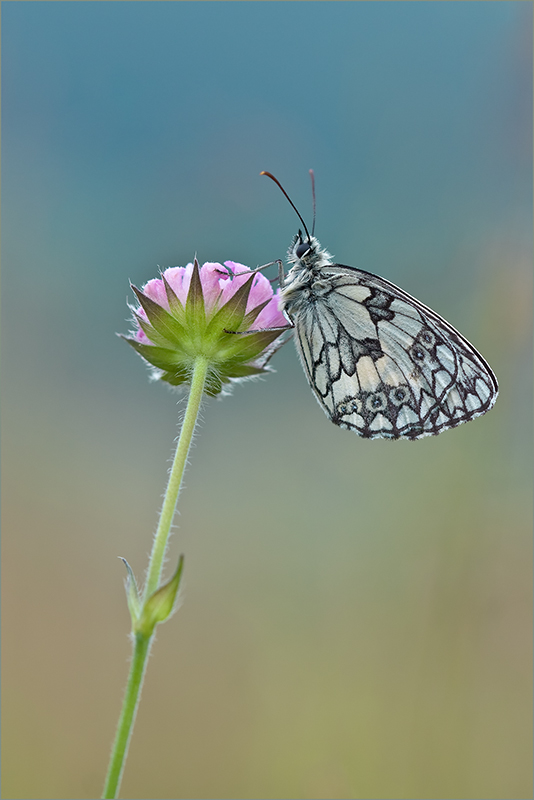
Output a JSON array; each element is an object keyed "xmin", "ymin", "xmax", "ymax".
[{"xmin": 2, "ymin": 3, "xmax": 532, "ymax": 798}]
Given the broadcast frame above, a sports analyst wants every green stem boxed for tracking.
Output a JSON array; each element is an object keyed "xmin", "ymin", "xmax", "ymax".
[
  {"xmin": 144, "ymin": 356, "xmax": 209, "ymax": 600},
  {"xmin": 102, "ymin": 633, "xmax": 150, "ymax": 799},
  {"xmin": 102, "ymin": 356, "xmax": 209, "ymax": 799}
]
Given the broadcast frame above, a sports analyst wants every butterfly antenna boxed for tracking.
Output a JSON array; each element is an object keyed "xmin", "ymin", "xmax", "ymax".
[
  {"xmin": 260, "ymin": 171, "xmax": 311, "ymax": 243},
  {"xmin": 309, "ymin": 169, "xmax": 316, "ymax": 237}
]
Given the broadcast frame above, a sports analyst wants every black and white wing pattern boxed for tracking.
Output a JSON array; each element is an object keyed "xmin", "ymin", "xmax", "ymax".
[{"xmin": 280, "ymin": 235, "xmax": 498, "ymax": 440}]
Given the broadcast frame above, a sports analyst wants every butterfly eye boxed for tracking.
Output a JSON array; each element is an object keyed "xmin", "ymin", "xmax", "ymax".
[{"xmin": 296, "ymin": 241, "xmax": 310, "ymax": 259}]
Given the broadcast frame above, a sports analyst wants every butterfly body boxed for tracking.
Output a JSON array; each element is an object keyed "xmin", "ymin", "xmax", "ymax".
[{"xmin": 279, "ymin": 231, "xmax": 498, "ymax": 440}]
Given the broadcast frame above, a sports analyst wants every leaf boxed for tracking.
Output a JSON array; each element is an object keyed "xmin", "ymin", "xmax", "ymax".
[
  {"xmin": 136, "ymin": 556, "xmax": 184, "ymax": 637},
  {"xmin": 119, "ymin": 557, "xmax": 141, "ymax": 624}
]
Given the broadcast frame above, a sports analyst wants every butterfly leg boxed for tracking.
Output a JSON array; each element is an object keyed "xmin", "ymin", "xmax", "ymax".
[
  {"xmin": 223, "ymin": 324, "xmax": 293, "ymax": 335},
  {"xmin": 223, "ymin": 261, "xmax": 291, "ymax": 334},
  {"xmin": 218, "ymin": 261, "xmax": 281, "ymax": 279},
  {"xmin": 218, "ymin": 260, "xmax": 287, "ymax": 289},
  {"xmin": 277, "ymin": 259, "xmax": 287, "ymax": 288}
]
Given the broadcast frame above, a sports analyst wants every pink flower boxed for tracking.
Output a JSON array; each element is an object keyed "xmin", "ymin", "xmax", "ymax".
[{"xmin": 122, "ymin": 258, "xmax": 289, "ymax": 395}]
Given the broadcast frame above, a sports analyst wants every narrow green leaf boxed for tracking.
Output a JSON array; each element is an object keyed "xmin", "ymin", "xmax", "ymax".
[
  {"xmin": 120, "ymin": 557, "xmax": 141, "ymax": 624},
  {"xmin": 136, "ymin": 555, "xmax": 184, "ymax": 637}
]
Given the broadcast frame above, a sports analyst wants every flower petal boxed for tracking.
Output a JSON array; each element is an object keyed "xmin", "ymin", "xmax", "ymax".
[
  {"xmin": 218, "ymin": 262, "xmax": 254, "ymax": 307},
  {"xmin": 245, "ymin": 271, "xmax": 276, "ymax": 312},
  {"xmin": 198, "ymin": 262, "xmax": 230, "ymax": 312},
  {"xmin": 142, "ymin": 277, "xmax": 169, "ymax": 309},
  {"xmin": 163, "ymin": 263, "xmax": 195, "ymax": 304},
  {"xmin": 254, "ymin": 289, "xmax": 288, "ymax": 329}
]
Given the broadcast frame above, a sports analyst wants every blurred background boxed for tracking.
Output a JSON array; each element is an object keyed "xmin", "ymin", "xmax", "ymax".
[{"xmin": 2, "ymin": 3, "xmax": 532, "ymax": 799}]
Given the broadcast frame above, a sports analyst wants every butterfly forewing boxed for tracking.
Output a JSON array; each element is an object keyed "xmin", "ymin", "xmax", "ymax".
[{"xmin": 281, "ymin": 242, "xmax": 498, "ymax": 440}]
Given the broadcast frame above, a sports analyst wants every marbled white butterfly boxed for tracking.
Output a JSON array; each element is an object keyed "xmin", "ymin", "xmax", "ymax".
[{"xmin": 261, "ymin": 171, "xmax": 498, "ymax": 440}]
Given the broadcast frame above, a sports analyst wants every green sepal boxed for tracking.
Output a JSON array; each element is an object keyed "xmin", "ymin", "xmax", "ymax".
[
  {"xmin": 205, "ymin": 274, "xmax": 255, "ymax": 337},
  {"xmin": 135, "ymin": 555, "xmax": 184, "ymax": 637},
  {"xmin": 223, "ymin": 363, "xmax": 270, "ymax": 378},
  {"xmin": 132, "ymin": 312, "xmax": 172, "ymax": 349},
  {"xmin": 160, "ymin": 366, "xmax": 193, "ymax": 386},
  {"xmin": 204, "ymin": 369, "xmax": 223, "ymax": 396},
  {"xmin": 185, "ymin": 259, "xmax": 205, "ymax": 328},
  {"xmin": 119, "ymin": 335, "xmax": 189, "ymax": 370},
  {"xmin": 215, "ymin": 328, "xmax": 287, "ymax": 363},
  {"xmin": 162, "ymin": 274, "xmax": 185, "ymax": 316},
  {"xmin": 240, "ymin": 298, "xmax": 272, "ymax": 330},
  {"xmin": 131, "ymin": 285, "xmax": 187, "ymax": 346},
  {"xmin": 120, "ymin": 557, "xmax": 141, "ymax": 624}
]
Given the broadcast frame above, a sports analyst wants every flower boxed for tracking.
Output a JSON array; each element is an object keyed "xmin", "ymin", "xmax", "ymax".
[{"xmin": 121, "ymin": 258, "xmax": 289, "ymax": 395}]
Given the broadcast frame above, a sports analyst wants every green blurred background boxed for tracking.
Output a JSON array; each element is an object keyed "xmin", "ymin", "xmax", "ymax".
[{"xmin": 2, "ymin": 2, "xmax": 532, "ymax": 799}]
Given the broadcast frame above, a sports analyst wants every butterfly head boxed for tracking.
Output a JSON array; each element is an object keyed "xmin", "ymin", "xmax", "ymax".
[{"xmin": 288, "ymin": 231, "xmax": 333, "ymax": 271}]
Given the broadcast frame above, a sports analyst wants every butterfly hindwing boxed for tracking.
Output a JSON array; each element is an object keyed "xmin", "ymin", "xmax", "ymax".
[{"xmin": 286, "ymin": 260, "xmax": 498, "ymax": 440}]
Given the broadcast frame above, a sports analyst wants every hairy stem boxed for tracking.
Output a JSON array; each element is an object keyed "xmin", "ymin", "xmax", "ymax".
[
  {"xmin": 102, "ymin": 356, "xmax": 209, "ymax": 799},
  {"xmin": 144, "ymin": 357, "xmax": 209, "ymax": 600}
]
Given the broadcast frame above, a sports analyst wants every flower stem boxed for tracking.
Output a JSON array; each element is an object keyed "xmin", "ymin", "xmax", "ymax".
[
  {"xmin": 144, "ymin": 356, "xmax": 209, "ymax": 600},
  {"xmin": 102, "ymin": 356, "xmax": 209, "ymax": 799},
  {"xmin": 102, "ymin": 633, "xmax": 150, "ymax": 799}
]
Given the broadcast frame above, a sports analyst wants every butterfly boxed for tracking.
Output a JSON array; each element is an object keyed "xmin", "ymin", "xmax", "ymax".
[{"xmin": 261, "ymin": 171, "xmax": 498, "ymax": 440}]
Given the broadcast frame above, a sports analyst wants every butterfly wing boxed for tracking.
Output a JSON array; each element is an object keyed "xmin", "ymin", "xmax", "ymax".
[{"xmin": 290, "ymin": 265, "xmax": 498, "ymax": 440}]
